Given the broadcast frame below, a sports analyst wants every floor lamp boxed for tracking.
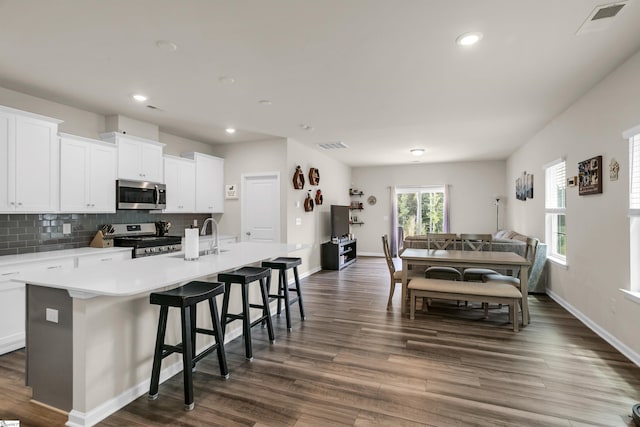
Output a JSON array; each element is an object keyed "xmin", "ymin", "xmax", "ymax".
[{"xmin": 495, "ymin": 197, "xmax": 501, "ymax": 232}]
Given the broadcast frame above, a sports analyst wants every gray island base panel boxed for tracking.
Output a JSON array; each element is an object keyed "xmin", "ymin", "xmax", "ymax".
[{"xmin": 20, "ymin": 242, "xmax": 305, "ymax": 427}]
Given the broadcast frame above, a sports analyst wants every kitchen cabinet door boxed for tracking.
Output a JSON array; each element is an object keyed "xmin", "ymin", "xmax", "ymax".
[
  {"xmin": 183, "ymin": 152, "xmax": 224, "ymax": 213},
  {"xmin": 0, "ymin": 257, "xmax": 75, "ymax": 355},
  {"xmin": 60, "ymin": 134, "xmax": 116, "ymax": 213},
  {"xmin": 163, "ymin": 156, "xmax": 196, "ymax": 212},
  {"xmin": 100, "ymin": 132, "xmax": 165, "ymax": 183},
  {"xmin": 0, "ymin": 106, "xmax": 62, "ymax": 213}
]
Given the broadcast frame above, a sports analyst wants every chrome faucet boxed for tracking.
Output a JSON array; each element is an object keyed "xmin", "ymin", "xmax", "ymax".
[{"xmin": 200, "ymin": 217, "xmax": 219, "ymax": 254}]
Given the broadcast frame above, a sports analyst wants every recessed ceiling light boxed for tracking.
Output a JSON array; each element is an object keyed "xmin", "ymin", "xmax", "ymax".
[
  {"xmin": 156, "ymin": 40, "xmax": 178, "ymax": 51},
  {"xmin": 410, "ymin": 148, "xmax": 425, "ymax": 156},
  {"xmin": 132, "ymin": 94, "xmax": 147, "ymax": 102},
  {"xmin": 456, "ymin": 32, "xmax": 483, "ymax": 46},
  {"xmin": 258, "ymin": 99, "xmax": 272, "ymax": 105},
  {"xmin": 225, "ymin": 128, "xmax": 236, "ymax": 134},
  {"xmin": 218, "ymin": 76, "xmax": 236, "ymax": 84}
]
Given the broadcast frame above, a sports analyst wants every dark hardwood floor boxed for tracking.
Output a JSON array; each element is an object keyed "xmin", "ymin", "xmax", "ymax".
[{"xmin": 1, "ymin": 256, "xmax": 639, "ymax": 426}]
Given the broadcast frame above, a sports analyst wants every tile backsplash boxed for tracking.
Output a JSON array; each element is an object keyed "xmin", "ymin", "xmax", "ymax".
[{"xmin": 0, "ymin": 212, "xmax": 212, "ymax": 257}]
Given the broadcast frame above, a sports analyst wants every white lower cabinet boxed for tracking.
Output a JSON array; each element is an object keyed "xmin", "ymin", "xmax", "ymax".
[
  {"xmin": 0, "ymin": 249, "xmax": 131, "ymax": 355},
  {"xmin": 0, "ymin": 258, "xmax": 75, "ymax": 355}
]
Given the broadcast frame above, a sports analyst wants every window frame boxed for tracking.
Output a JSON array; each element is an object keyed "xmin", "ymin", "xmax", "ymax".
[
  {"xmin": 396, "ymin": 185, "xmax": 447, "ymax": 235},
  {"xmin": 624, "ymin": 124, "xmax": 640, "ymax": 293},
  {"xmin": 544, "ymin": 159, "xmax": 567, "ymax": 265}
]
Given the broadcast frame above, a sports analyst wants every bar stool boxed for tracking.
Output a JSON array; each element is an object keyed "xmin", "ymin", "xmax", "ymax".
[
  {"xmin": 261, "ymin": 257, "xmax": 305, "ymax": 332},
  {"xmin": 148, "ymin": 281, "xmax": 228, "ymax": 411},
  {"xmin": 218, "ymin": 266, "xmax": 275, "ymax": 361}
]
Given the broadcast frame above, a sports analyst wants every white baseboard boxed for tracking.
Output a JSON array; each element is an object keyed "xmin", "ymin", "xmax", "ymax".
[
  {"xmin": 546, "ymin": 289, "xmax": 640, "ymax": 366},
  {"xmin": 357, "ymin": 252, "xmax": 383, "ymax": 257},
  {"xmin": 65, "ymin": 268, "xmax": 318, "ymax": 427},
  {"xmin": 0, "ymin": 332, "xmax": 24, "ymax": 355}
]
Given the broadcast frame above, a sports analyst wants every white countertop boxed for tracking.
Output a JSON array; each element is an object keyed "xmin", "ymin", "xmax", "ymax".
[
  {"xmin": 16, "ymin": 242, "xmax": 304, "ymax": 299},
  {"xmin": 0, "ymin": 246, "xmax": 132, "ymax": 268}
]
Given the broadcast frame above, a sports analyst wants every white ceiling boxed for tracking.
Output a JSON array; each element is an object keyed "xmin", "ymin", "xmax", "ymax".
[{"xmin": 1, "ymin": 0, "xmax": 639, "ymax": 167}]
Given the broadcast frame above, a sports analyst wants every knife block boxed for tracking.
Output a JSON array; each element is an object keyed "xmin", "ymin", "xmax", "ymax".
[{"xmin": 90, "ymin": 230, "xmax": 114, "ymax": 248}]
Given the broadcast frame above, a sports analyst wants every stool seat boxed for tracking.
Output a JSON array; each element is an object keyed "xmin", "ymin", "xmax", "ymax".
[
  {"xmin": 148, "ymin": 281, "xmax": 228, "ymax": 411},
  {"xmin": 261, "ymin": 257, "xmax": 305, "ymax": 332},
  {"xmin": 218, "ymin": 266, "xmax": 271, "ymax": 284},
  {"xmin": 219, "ymin": 266, "xmax": 274, "ymax": 360},
  {"xmin": 150, "ymin": 281, "xmax": 224, "ymax": 307},
  {"xmin": 262, "ymin": 257, "xmax": 302, "ymax": 269}
]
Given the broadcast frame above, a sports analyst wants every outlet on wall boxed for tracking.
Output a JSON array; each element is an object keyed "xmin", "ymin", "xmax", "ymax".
[
  {"xmin": 63, "ymin": 223, "xmax": 71, "ymax": 235},
  {"xmin": 46, "ymin": 308, "xmax": 59, "ymax": 323}
]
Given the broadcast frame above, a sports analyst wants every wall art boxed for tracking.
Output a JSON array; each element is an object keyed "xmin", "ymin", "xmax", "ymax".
[
  {"xmin": 515, "ymin": 171, "xmax": 534, "ymax": 201},
  {"xmin": 578, "ymin": 155, "xmax": 603, "ymax": 195}
]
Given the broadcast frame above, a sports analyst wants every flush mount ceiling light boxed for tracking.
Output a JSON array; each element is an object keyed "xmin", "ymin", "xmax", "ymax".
[
  {"xmin": 300, "ymin": 124, "xmax": 314, "ymax": 131},
  {"xmin": 410, "ymin": 148, "xmax": 425, "ymax": 156},
  {"xmin": 156, "ymin": 40, "xmax": 178, "ymax": 51},
  {"xmin": 225, "ymin": 128, "xmax": 236, "ymax": 134},
  {"xmin": 218, "ymin": 76, "xmax": 236, "ymax": 84},
  {"xmin": 132, "ymin": 94, "xmax": 147, "ymax": 102},
  {"xmin": 456, "ymin": 32, "xmax": 483, "ymax": 46},
  {"xmin": 258, "ymin": 99, "xmax": 272, "ymax": 105}
]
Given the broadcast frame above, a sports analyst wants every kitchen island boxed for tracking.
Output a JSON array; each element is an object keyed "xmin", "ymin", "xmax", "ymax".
[{"xmin": 18, "ymin": 242, "xmax": 304, "ymax": 427}]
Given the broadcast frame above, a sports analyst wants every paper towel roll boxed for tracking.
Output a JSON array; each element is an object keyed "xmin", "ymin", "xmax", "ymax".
[{"xmin": 184, "ymin": 228, "xmax": 199, "ymax": 261}]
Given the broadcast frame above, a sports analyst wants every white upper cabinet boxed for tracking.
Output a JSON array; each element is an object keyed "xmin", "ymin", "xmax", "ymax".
[
  {"xmin": 0, "ymin": 106, "xmax": 62, "ymax": 213},
  {"xmin": 99, "ymin": 132, "xmax": 164, "ymax": 183},
  {"xmin": 181, "ymin": 152, "xmax": 224, "ymax": 213},
  {"xmin": 163, "ymin": 155, "xmax": 196, "ymax": 212},
  {"xmin": 60, "ymin": 133, "xmax": 117, "ymax": 213}
]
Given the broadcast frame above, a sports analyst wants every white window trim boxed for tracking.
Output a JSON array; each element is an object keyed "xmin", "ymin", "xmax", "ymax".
[
  {"xmin": 625, "ymin": 125, "xmax": 640, "ymax": 295},
  {"xmin": 544, "ymin": 158, "xmax": 567, "ymax": 266}
]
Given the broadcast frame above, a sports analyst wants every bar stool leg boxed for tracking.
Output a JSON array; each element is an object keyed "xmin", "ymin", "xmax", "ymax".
[
  {"xmin": 149, "ymin": 305, "xmax": 169, "ymax": 400},
  {"xmin": 190, "ymin": 304, "xmax": 197, "ymax": 372},
  {"xmin": 293, "ymin": 266, "xmax": 305, "ymax": 320},
  {"xmin": 282, "ymin": 269, "xmax": 292, "ymax": 331},
  {"xmin": 240, "ymin": 283, "xmax": 253, "ymax": 360},
  {"xmin": 276, "ymin": 270, "xmax": 284, "ymax": 315},
  {"xmin": 181, "ymin": 306, "xmax": 195, "ymax": 410},
  {"xmin": 208, "ymin": 298, "xmax": 229, "ymax": 378},
  {"xmin": 220, "ymin": 282, "xmax": 231, "ymax": 337},
  {"xmin": 259, "ymin": 276, "xmax": 276, "ymax": 343}
]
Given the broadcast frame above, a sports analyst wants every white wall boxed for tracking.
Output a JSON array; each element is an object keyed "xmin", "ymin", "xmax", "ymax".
[
  {"xmin": 212, "ymin": 138, "xmax": 288, "ymax": 241},
  {"xmin": 286, "ymin": 139, "xmax": 351, "ymax": 272},
  {"xmin": 506, "ymin": 49, "xmax": 640, "ymax": 359},
  {"xmin": 352, "ymin": 161, "xmax": 506, "ymax": 255}
]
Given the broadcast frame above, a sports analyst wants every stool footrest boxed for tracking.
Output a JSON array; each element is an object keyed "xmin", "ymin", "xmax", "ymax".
[
  {"xmin": 224, "ymin": 314, "xmax": 244, "ymax": 322},
  {"xmin": 192, "ymin": 343, "xmax": 221, "ymax": 365},
  {"xmin": 249, "ymin": 303, "xmax": 266, "ymax": 310}
]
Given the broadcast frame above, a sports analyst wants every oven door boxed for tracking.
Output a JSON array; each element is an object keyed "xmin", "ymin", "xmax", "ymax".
[{"xmin": 116, "ymin": 180, "xmax": 167, "ymax": 209}]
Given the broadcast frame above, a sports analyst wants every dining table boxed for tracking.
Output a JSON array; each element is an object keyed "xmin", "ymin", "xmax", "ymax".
[{"xmin": 400, "ymin": 248, "xmax": 531, "ymax": 325}]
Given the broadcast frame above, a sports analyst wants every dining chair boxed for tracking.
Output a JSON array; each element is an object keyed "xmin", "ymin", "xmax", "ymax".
[
  {"xmin": 423, "ymin": 233, "xmax": 463, "ymax": 281},
  {"xmin": 461, "ymin": 233, "xmax": 498, "ymax": 281},
  {"xmin": 482, "ymin": 237, "xmax": 539, "ymax": 323},
  {"xmin": 382, "ymin": 234, "xmax": 408, "ymax": 309}
]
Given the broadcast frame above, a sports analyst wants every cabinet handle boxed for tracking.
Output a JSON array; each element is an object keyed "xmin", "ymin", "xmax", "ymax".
[
  {"xmin": 9, "ymin": 201, "xmax": 15, "ymax": 205},
  {"xmin": 91, "ymin": 203, "xmax": 95, "ymax": 207},
  {"xmin": 17, "ymin": 202, "xmax": 22, "ymax": 206},
  {"xmin": 47, "ymin": 265, "xmax": 63, "ymax": 269},
  {"xmin": 1, "ymin": 271, "xmax": 20, "ymax": 276},
  {"xmin": 86, "ymin": 203, "xmax": 91, "ymax": 207}
]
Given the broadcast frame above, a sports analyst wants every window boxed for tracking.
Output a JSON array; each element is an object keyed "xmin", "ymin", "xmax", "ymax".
[
  {"xmin": 396, "ymin": 186, "xmax": 448, "ymax": 235},
  {"xmin": 626, "ymin": 125, "xmax": 640, "ymax": 292},
  {"xmin": 545, "ymin": 160, "xmax": 566, "ymax": 264}
]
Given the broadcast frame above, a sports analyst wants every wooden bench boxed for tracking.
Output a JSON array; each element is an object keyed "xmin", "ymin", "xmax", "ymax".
[{"xmin": 407, "ymin": 277, "xmax": 523, "ymax": 331}]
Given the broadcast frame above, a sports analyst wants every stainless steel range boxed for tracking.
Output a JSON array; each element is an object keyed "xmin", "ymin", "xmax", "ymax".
[{"xmin": 109, "ymin": 223, "xmax": 182, "ymax": 258}]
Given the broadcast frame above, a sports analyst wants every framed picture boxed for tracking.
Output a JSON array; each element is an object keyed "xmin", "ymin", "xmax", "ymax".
[
  {"xmin": 225, "ymin": 184, "xmax": 238, "ymax": 199},
  {"xmin": 578, "ymin": 155, "xmax": 603, "ymax": 196},
  {"xmin": 515, "ymin": 171, "xmax": 534, "ymax": 201}
]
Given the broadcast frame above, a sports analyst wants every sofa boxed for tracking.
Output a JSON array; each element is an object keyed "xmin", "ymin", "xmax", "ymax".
[{"xmin": 402, "ymin": 230, "xmax": 547, "ymax": 293}]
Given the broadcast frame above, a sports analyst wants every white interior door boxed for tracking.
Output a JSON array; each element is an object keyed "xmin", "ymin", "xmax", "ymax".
[{"xmin": 241, "ymin": 173, "xmax": 280, "ymax": 242}]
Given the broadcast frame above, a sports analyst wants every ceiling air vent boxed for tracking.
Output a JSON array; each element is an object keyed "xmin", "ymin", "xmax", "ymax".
[
  {"xmin": 317, "ymin": 142, "xmax": 349, "ymax": 150},
  {"xmin": 576, "ymin": 2, "xmax": 627, "ymax": 35},
  {"xmin": 146, "ymin": 105, "xmax": 162, "ymax": 110}
]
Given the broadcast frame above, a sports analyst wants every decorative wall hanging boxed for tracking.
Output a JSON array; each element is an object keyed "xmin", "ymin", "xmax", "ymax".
[
  {"xmin": 293, "ymin": 165, "xmax": 305, "ymax": 189},
  {"xmin": 367, "ymin": 195, "xmax": 377, "ymax": 205},
  {"xmin": 578, "ymin": 155, "xmax": 603, "ymax": 195},
  {"xmin": 304, "ymin": 190, "xmax": 314, "ymax": 211},
  {"xmin": 515, "ymin": 171, "xmax": 534, "ymax": 201},
  {"xmin": 567, "ymin": 176, "xmax": 578, "ymax": 187},
  {"xmin": 609, "ymin": 158, "xmax": 619, "ymax": 181},
  {"xmin": 309, "ymin": 167, "xmax": 320, "ymax": 185},
  {"xmin": 225, "ymin": 184, "xmax": 238, "ymax": 199},
  {"xmin": 315, "ymin": 189, "xmax": 323, "ymax": 205}
]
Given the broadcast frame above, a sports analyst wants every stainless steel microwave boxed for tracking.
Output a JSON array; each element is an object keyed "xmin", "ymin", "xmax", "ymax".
[{"xmin": 116, "ymin": 180, "xmax": 166, "ymax": 210}]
